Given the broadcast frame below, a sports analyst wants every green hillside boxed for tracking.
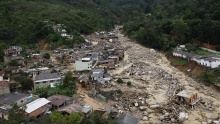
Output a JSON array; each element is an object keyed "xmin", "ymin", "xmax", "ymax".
[
  {"xmin": 0, "ymin": 0, "xmax": 220, "ymax": 51},
  {"xmin": 0, "ymin": 0, "xmax": 115, "ymax": 46},
  {"xmin": 122, "ymin": 0, "xmax": 220, "ymax": 51}
]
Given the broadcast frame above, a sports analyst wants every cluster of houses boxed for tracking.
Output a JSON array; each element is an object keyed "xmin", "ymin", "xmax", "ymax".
[
  {"xmin": 0, "ymin": 28, "xmax": 141, "ymax": 123},
  {"xmin": 52, "ymin": 23, "xmax": 73, "ymax": 39},
  {"xmin": 0, "ymin": 45, "xmax": 99, "ymax": 121},
  {"xmin": 173, "ymin": 45, "xmax": 220, "ymax": 68},
  {"xmin": 76, "ymin": 46, "xmax": 125, "ymax": 89},
  {"xmin": 0, "ymin": 93, "xmax": 93, "ymax": 120},
  {"xmin": 3, "ymin": 46, "xmax": 25, "ymax": 65}
]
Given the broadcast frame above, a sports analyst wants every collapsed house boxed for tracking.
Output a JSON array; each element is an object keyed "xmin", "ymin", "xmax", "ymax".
[
  {"xmin": 57, "ymin": 103, "xmax": 93, "ymax": 117},
  {"xmin": 176, "ymin": 90, "xmax": 200, "ymax": 108}
]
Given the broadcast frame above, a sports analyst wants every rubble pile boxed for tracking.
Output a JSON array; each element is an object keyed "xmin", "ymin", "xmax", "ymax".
[{"xmin": 112, "ymin": 91, "xmax": 149, "ymax": 116}]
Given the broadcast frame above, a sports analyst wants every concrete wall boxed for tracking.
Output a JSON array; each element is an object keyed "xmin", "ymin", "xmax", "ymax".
[
  {"xmin": 16, "ymin": 97, "xmax": 28, "ymax": 107},
  {"xmin": 173, "ymin": 52, "xmax": 182, "ymax": 57},
  {"xmin": 34, "ymin": 78, "xmax": 61, "ymax": 89},
  {"xmin": 0, "ymin": 110, "xmax": 8, "ymax": 120},
  {"xmin": 0, "ymin": 87, "xmax": 10, "ymax": 95},
  {"xmin": 211, "ymin": 61, "xmax": 220, "ymax": 68},
  {"xmin": 75, "ymin": 60, "xmax": 92, "ymax": 71},
  {"xmin": 3, "ymin": 97, "xmax": 27, "ymax": 109},
  {"xmin": 0, "ymin": 76, "xmax": 3, "ymax": 81}
]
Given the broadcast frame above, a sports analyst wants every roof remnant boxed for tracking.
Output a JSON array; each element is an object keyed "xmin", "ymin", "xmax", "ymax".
[{"xmin": 47, "ymin": 94, "xmax": 72, "ymax": 107}]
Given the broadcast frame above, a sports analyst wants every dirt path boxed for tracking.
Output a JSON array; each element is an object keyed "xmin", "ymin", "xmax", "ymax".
[{"xmin": 77, "ymin": 85, "xmax": 110, "ymax": 110}]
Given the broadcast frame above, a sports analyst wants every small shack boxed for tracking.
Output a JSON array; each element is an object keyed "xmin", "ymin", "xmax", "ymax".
[{"xmin": 176, "ymin": 90, "xmax": 199, "ymax": 107}]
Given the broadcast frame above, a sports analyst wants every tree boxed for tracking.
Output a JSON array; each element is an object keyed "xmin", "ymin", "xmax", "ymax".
[
  {"xmin": 216, "ymin": 45, "xmax": 220, "ymax": 51},
  {"xmin": 50, "ymin": 111, "xmax": 65, "ymax": 124},
  {"xmin": 185, "ymin": 43, "xmax": 198, "ymax": 51},
  {"xmin": 8, "ymin": 104, "xmax": 26, "ymax": 124},
  {"xmin": 50, "ymin": 111, "xmax": 82, "ymax": 124},
  {"xmin": 66, "ymin": 113, "xmax": 82, "ymax": 124},
  {"xmin": 14, "ymin": 71, "xmax": 33, "ymax": 91},
  {"xmin": 19, "ymin": 78, "xmax": 34, "ymax": 91},
  {"xmin": 127, "ymin": 81, "xmax": 131, "ymax": 86},
  {"xmin": 0, "ymin": 42, "xmax": 6, "ymax": 62},
  {"xmin": 43, "ymin": 53, "xmax": 51, "ymax": 59},
  {"xmin": 81, "ymin": 112, "xmax": 116, "ymax": 124},
  {"xmin": 63, "ymin": 71, "xmax": 74, "ymax": 87},
  {"xmin": 35, "ymin": 86, "xmax": 49, "ymax": 98},
  {"xmin": 8, "ymin": 60, "xmax": 20, "ymax": 66},
  {"xmin": 171, "ymin": 18, "xmax": 189, "ymax": 43},
  {"xmin": 117, "ymin": 78, "xmax": 123, "ymax": 84}
]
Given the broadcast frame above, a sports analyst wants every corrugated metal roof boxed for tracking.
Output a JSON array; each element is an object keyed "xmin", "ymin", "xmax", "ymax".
[
  {"xmin": 34, "ymin": 73, "xmax": 60, "ymax": 81},
  {"xmin": 25, "ymin": 98, "xmax": 50, "ymax": 113}
]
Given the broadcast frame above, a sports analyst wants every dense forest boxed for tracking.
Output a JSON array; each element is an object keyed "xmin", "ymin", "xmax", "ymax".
[
  {"xmin": 121, "ymin": 0, "xmax": 220, "ymax": 51},
  {"xmin": 0, "ymin": 0, "xmax": 220, "ymax": 52}
]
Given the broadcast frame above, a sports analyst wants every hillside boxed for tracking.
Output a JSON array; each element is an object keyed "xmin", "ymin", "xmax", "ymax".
[
  {"xmin": 0, "ymin": 0, "xmax": 220, "ymax": 58},
  {"xmin": 169, "ymin": 56, "xmax": 220, "ymax": 90},
  {"xmin": 0, "ymin": 0, "xmax": 115, "ymax": 45},
  {"xmin": 122, "ymin": 0, "xmax": 220, "ymax": 51}
]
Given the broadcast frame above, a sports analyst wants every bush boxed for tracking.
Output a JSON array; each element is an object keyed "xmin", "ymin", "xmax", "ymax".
[
  {"xmin": 172, "ymin": 59, "xmax": 188, "ymax": 66},
  {"xmin": 116, "ymin": 89, "xmax": 123, "ymax": 94},
  {"xmin": 43, "ymin": 53, "xmax": 50, "ymax": 59},
  {"xmin": 127, "ymin": 81, "xmax": 131, "ymax": 86},
  {"xmin": 117, "ymin": 78, "xmax": 123, "ymax": 83},
  {"xmin": 185, "ymin": 43, "xmax": 198, "ymax": 51}
]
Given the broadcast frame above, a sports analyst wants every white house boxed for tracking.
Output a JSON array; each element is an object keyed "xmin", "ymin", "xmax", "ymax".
[
  {"xmin": 75, "ymin": 59, "xmax": 92, "ymax": 71},
  {"xmin": 33, "ymin": 73, "xmax": 61, "ymax": 88},
  {"xmin": 192, "ymin": 56, "xmax": 220, "ymax": 68},
  {"xmin": 173, "ymin": 48, "xmax": 220, "ymax": 68}
]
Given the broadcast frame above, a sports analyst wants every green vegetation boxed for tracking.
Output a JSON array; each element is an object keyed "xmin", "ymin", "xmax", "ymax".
[
  {"xmin": 0, "ymin": 0, "xmax": 115, "ymax": 51},
  {"xmin": 171, "ymin": 59, "xmax": 188, "ymax": 66},
  {"xmin": 13, "ymin": 71, "xmax": 34, "ymax": 92},
  {"xmin": 43, "ymin": 53, "xmax": 51, "ymax": 59},
  {"xmin": 8, "ymin": 104, "xmax": 26, "ymax": 124},
  {"xmin": 81, "ymin": 112, "xmax": 117, "ymax": 124},
  {"xmin": 35, "ymin": 72, "xmax": 76, "ymax": 97},
  {"xmin": 3, "ymin": 107, "xmax": 116, "ymax": 124},
  {"xmin": 127, "ymin": 81, "xmax": 131, "ymax": 86},
  {"xmin": 201, "ymin": 67, "xmax": 220, "ymax": 85},
  {"xmin": 116, "ymin": 78, "xmax": 123, "ymax": 84},
  {"xmin": 185, "ymin": 43, "xmax": 198, "ymax": 52},
  {"xmin": 0, "ymin": 0, "xmax": 220, "ymax": 54},
  {"xmin": 116, "ymin": 89, "xmax": 123, "ymax": 94},
  {"xmin": 50, "ymin": 111, "xmax": 82, "ymax": 124},
  {"xmin": 122, "ymin": 0, "xmax": 220, "ymax": 51},
  {"xmin": 193, "ymin": 49, "xmax": 213, "ymax": 55}
]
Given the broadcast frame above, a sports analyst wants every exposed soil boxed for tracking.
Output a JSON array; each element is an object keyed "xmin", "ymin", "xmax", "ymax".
[
  {"xmin": 168, "ymin": 57, "xmax": 208, "ymax": 79},
  {"xmin": 76, "ymin": 28, "xmax": 220, "ymax": 124}
]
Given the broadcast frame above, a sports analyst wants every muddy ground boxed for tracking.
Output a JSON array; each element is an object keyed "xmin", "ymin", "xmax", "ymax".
[{"xmin": 76, "ymin": 28, "xmax": 220, "ymax": 124}]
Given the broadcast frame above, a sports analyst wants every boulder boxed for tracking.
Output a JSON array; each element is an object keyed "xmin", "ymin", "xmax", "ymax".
[
  {"xmin": 213, "ymin": 120, "xmax": 220, "ymax": 124},
  {"xmin": 178, "ymin": 112, "xmax": 188, "ymax": 122},
  {"xmin": 150, "ymin": 104, "xmax": 160, "ymax": 109},
  {"xmin": 139, "ymin": 106, "xmax": 147, "ymax": 111},
  {"xmin": 142, "ymin": 116, "xmax": 148, "ymax": 121}
]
